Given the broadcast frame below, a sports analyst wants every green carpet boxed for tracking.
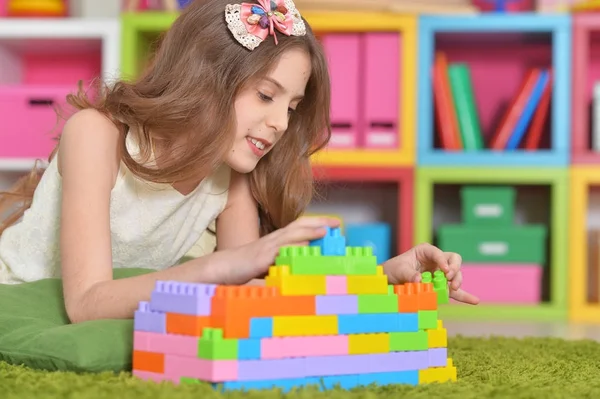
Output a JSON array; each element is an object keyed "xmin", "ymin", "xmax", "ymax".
[{"xmin": 2, "ymin": 336, "xmax": 600, "ymax": 398}]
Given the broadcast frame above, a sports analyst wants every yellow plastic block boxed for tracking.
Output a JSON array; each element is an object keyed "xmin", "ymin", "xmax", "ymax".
[
  {"xmin": 427, "ymin": 320, "xmax": 448, "ymax": 348},
  {"xmin": 265, "ymin": 265, "xmax": 327, "ymax": 295},
  {"xmin": 419, "ymin": 358, "xmax": 457, "ymax": 384},
  {"xmin": 347, "ymin": 266, "xmax": 388, "ymax": 294},
  {"xmin": 348, "ymin": 333, "xmax": 390, "ymax": 354},
  {"xmin": 272, "ymin": 315, "xmax": 338, "ymax": 337}
]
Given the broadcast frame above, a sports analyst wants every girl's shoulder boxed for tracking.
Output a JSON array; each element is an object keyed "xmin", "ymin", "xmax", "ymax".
[{"xmin": 56, "ymin": 108, "xmax": 123, "ymax": 188}]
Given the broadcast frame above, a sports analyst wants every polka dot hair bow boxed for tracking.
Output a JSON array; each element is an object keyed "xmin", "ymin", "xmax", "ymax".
[{"xmin": 225, "ymin": 0, "xmax": 306, "ymax": 50}]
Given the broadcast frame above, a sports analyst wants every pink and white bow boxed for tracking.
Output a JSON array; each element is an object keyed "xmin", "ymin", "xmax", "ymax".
[{"xmin": 225, "ymin": 0, "xmax": 306, "ymax": 50}]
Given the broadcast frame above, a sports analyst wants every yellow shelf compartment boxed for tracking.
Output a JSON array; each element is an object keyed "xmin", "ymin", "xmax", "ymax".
[
  {"xmin": 569, "ymin": 166, "xmax": 600, "ymax": 323},
  {"xmin": 305, "ymin": 12, "xmax": 417, "ymax": 167},
  {"xmin": 120, "ymin": 11, "xmax": 417, "ymax": 168}
]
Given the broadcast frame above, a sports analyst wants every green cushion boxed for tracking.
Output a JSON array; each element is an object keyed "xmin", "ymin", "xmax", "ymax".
[{"xmin": 0, "ymin": 268, "xmax": 154, "ymax": 373}]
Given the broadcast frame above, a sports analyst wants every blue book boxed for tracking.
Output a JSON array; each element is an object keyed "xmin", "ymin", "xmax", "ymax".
[{"xmin": 505, "ymin": 69, "xmax": 550, "ymax": 150}]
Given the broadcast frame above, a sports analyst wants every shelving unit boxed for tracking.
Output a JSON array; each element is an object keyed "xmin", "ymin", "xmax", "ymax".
[
  {"xmin": 3, "ymin": 9, "xmax": 597, "ymax": 323},
  {"xmin": 0, "ymin": 17, "xmax": 121, "ymax": 186},
  {"xmin": 569, "ymin": 166, "xmax": 600, "ymax": 322},
  {"xmin": 417, "ymin": 13, "xmax": 571, "ymax": 166},
  {"xmin": 571, "ymin": 14, "xmax": 600, "ymax": 164},
  {"xmin": 311, "ymin": 166, "xmax": 414, "ymax": 255},
  {"xmin": 415, "ymin": 167, "xmax": 568, "ymax": 321}
]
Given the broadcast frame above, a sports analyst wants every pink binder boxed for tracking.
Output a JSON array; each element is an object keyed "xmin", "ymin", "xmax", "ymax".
[
  {"xmin": 321, "ymin": 33, "xmax": 361, "ymax": 149},
  {"xmin": 362, "ymin": 32, "xmax": 400, "ymax": 149}
]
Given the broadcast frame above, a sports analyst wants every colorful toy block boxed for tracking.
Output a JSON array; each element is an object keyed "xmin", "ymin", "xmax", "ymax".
[{"xmin": 132, "ymin": 230, "xmax": 456, "ymax": 392}]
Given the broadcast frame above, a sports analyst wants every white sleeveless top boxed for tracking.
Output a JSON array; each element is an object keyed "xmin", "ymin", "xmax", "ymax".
[{"xmin": 0, "ymin": 132, "xmax": 231, "ymax": 284}]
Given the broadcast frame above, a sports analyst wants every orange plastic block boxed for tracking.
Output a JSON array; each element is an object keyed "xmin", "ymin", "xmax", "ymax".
[
  {"xmin": 394, "ymin": 282, "xmax": 437, "ymax": 312},
  {"xmin": 210, "ymin": 286, "xmax": 316, "ymax": 338},
  {"xmin": 166, "ymin": 313, "xmax": 212, "ymax": 336},
  {"xmin": 132, "ymin": 350, "xmax": 164, "ymax": 373}
]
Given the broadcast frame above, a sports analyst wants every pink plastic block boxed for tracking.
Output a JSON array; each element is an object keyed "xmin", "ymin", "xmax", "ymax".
[
  {"xmin": 164, "ymin": 354, "xmax": 238, "ymax": 382},
  {"xmin": 133, "ymin": 331, "xmax": 152, "ymax": 351},
  {"xmin": 316, "ymin": 295, "xmax": 357, "ymax": 315},
  {"xmin": 456, "ymin": 264, "xmax": 542, "ymax": 304},
  {"xmin": 322, "ymin": 33, "xmax": 361, "ymax": 149},
  {"xmin": 326, "ymin": 276, "xmax": 347, "ymax": 294},
  {"xmin": 362, "ymin": 32, "xmax": 401, "ymax": 149},
  {"xmin": 261, "ymin": 335, "xmax": 348, "ymax": 359},
  {"xmin": 0, "ymin": 0, "xmax": 6, "ymax": 16},
  {"xmin": 133, "ymin": 370, "xmax": 180, "ymax": 384},
  {"xmin": 135, "ymin": 331, "xmax": 199, "ymax": 357},
  {"xmin": 149, "ymin": 281, "xmax": 217, "ymax": 316},
  {"xmin": 238, "ymin": 358, "xmax": 306, "ymax": 381},
  {"xmin": 0, "ymin": 85, "xmax": 72, "ymax": 158}
]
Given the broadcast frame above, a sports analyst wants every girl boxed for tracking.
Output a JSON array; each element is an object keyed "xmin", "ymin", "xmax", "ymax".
[{"xmin": 0, "ymin": 0, "xmax": 478, "ymax": 323}]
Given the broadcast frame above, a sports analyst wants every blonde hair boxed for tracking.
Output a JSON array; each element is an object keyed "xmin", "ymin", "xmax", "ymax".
[{"xmin": 0, "ymin": 0, "xmax": 331, "ymax": 237}]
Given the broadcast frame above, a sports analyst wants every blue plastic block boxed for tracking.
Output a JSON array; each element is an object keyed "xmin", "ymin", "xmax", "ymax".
[
  {"xmin": 337, "ymin": 313, "xmax": 418, "ymax": 334},
  {"xmin": 358, "ymin": 370, "xmax": 419, "ymax": 386},
  {"xmin": 309, "ymin": 226, "xmax": 346, "ymax": 256},
  {"xmin": 416, "ymin": 13, "xmax": 571, "ymax": 167},
  {"xmin": 214, "ymin": 371, "xmax": 420, "ymax": 392},
  {"xmin": 345, "ymin": 223, "xmax": 391, "ymax": 265},
  {"xmin": 238, "ymin": 338, "xmax": 261, "ymax": 360},
  {"xmin": 215, "ymin": 377, "xmax": 322, "ymax": 393},
  {"xmin": 249, "ymin": 317, "xmax": 272, "ymax": 338}
]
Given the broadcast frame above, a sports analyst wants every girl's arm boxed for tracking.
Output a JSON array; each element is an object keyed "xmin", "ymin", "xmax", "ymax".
[
  {"xmin": 57, "ymin": 110, "xmax": 235, "ymax": 323},
  {"xmin": 215, "ymin": 170, "xmax": 260, "ymax": 251}
]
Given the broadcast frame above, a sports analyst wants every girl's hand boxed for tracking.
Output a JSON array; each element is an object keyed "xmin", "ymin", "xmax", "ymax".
[
  {"xmin": 382, "ymin": 243, "xmax": 480, "ymax": 305},
  {"xmin": 224, "ymin": 216, "xmax": 340, "ymax": 284}
]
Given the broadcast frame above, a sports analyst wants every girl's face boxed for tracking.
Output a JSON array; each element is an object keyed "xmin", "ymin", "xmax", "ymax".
[{"xmin": 226, "ymin": 47, "xmax": 312, "ymax": 173}]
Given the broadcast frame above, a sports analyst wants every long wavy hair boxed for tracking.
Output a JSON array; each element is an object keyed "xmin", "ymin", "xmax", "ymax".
[{"xmin": 0, "ymin": 0, "xmax": 331, "ymax": 237}]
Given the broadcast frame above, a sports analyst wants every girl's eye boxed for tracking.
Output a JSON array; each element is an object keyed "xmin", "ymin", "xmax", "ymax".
[
  {"xmin": 288, "ymin": 107, "xmax": 295, "ymax": 115},
  {"xmin": 258, "ymin": 92, "xmax": 273, "ymax": 102}
]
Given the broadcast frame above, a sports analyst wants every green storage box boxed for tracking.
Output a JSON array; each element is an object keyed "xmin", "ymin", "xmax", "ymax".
[
  {"xmin": 437, "ymin": 224, "xmax": 547, "ymax": 264},
  {"xmin": 461, "ymin": 186, "xmax": 516, "ymax": 226}
]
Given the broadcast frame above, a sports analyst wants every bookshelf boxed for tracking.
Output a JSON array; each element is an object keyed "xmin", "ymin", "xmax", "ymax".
[
  {"xmin": 569, "ymin": 166, "xmax": 600, "ymax": 323},
  {"xmin": 0, "ymin": 17, "xmax": 120, "ymax": 189},
  {"xmin": 415, "ymin": 167, "xmax": 568, "ymax": 321},
  {"xmin": 417, "ymin": 13, "xmax": 571, "ymax": 166},
  {"xmin": 571, "ymin": 14, "xmax": 600, "ymax": 164},
  {"xmin": 310, "ymin": 166, "xmax": 414, "ymax": 256}
]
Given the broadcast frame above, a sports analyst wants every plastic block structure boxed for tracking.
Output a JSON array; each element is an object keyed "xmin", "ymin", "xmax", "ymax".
[{"xmin": 132, "ymin": 227, "xmax": 456, "ymax": 392}]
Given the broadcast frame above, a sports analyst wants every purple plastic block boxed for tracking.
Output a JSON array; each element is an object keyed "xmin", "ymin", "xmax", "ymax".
[
  {"xmin": 370, "ymin": 352, "xmax": 429, "ymax": 373},
  {"xmin": 134, "ymin": 301, "xmax": 166, "ymax": 333},
  {"xmin": 305, "ymin": 352, "xmax": 429, "ymax": 377},
  {"xmin": 237, "ymin": 358, "xmax": 306, "ymax": 381},
  {"xmin": 428, "ymin": 348, "xmax": 448, "ymax": 367},
  {"xmin": 149, "ymin": 280, "xmax": 217, "ymax": 315},
  {"xmin": 316, "ymin": 295, "xmax": 358, "ymax": 315}
]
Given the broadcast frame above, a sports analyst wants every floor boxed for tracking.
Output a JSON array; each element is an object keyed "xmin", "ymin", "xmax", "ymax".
[{"xmin": 445, "ymin": 321, "xmax": 600, "ymax": 341}]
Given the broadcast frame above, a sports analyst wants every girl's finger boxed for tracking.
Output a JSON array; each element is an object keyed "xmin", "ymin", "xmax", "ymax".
[
  {"xmin": 450, "ymin": 287, "xmax": 480, "ymax": 305},
  {"xmin": 445, "ymin": 252, "xmax": 462, "ymax": 281}
]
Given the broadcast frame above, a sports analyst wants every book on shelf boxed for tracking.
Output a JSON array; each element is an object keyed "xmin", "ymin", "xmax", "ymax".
[{"xmin": 433, "ymin": 53, "xmax": 552, "ymax": 152}]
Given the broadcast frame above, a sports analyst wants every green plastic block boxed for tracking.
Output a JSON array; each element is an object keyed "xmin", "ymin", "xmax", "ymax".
[
  {"xmin": 389, "ymin": 331, "xmax": 428, "ymax": 351},
  {"xmin": 275, "ymin": 246, "xmax": 378, "ymax": 275},
  {"xmin": 180, "ymin": 377, "xmax": 201, "ymax": 384},
  {"xmin": 418, "ymin": 310, "xmax": 438, "ymax": 330},
  {"xmin": 198, "ymin": 328, "xmax": 238, "ymax": 360},
  {"xmin": 422, "ymin": 270, "xmax": 449, "ymax": 304},
  {"xmin": 357, "ymin": 289, "xmax": 398, "ymax": 313}
]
